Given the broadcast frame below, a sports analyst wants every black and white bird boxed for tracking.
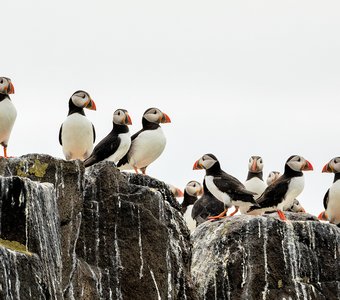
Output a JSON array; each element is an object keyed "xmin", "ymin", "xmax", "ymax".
[
  {"xmin": 242, "ymin": 156, "xmax": 266, "ymax": 213},
  {"xmin": 117, "ymin": 107, "xmax": 171, "ymax": 174},
  {"xmin": 59, "ymin": 90, "xmax": 96, "ymax": 161},
  {"xmin": 181, "ymin": 180, "xmax": 203, "ymax": 232},
  {"xmin": 266, "ymin": 171, "xmax": 306, "ymax": 213},
  {"xmin": 248, "ymin": 155, "xmax": 313, "ymax": 220},
  {"xmin": 193, "ymin": 154, "xmax": 258, "ymax": 219},
  {"xmin": 321, "ymin": 157, "xmax": 340, "ymax": 226},
  {"xmin": 191, "ymin": 179, "xmax": 225, "ymax": 226},
  {"xmin": 84, "ymin": 109, "xmax": 132, "ymax": 167},
  {"xmin": 266, "ymin": 171, "xmax": 281, "ymax": 186},
  {"xmin": 167, "ymin": 184, "xmax": 184, "ymax": 198},
  {"xmin": 0, "ymin": 77, "xmax": 16, "ymax": 158}
]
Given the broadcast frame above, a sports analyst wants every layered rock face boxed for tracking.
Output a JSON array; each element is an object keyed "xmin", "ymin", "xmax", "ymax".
[
  {"xmin": 0, "ymin": 154, "xmax": 195, "ymax": 300},
  {"xmin": 191, "ymin": 214, "xmax": 340, "ymax": 300}
]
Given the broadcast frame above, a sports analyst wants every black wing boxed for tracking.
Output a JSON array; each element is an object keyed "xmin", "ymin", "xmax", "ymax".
[
  {"xmin": 58, "ymin": 125, "xmax": 63, "ymax": 146},
  {"xmin": 256, "ymin": 176, "xmax": 291, "ymax": 208},
  {"xmin": 84, "ymin": 132, "xmax": 120, "ymax": 167},
  {"xmin": 213, "ymin": 171, "xmax": 257, "ymax": 204},
  {"xmin": 323, "ymin": 189, "xmax": 329, "ymax": 210},
  {"xmin": 192, "ymin": 194, "xmax": 225, "ymax": 220},
  {"xmin": 92, "ymin": 124, "xmax": 96, "ymax": 143}
]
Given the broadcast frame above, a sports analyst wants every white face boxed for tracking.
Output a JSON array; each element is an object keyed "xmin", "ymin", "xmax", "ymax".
[
  {"xmin": 0, "ymin": 77, "xmax": 14, "ymax": 94},
  {"xmin": 113, "ymin": 109, "xmax": 129, "ymax": 125},
  {"xmin": 248, "ymin": 156, "xmax": 263, "ymax": 173},
  {"xmin": 71, "ymin": 91, "xmax": 90, "ymax": 108},
  {"xmin": 199, "ymin": 154, "xmax": 218, "ymax": 170},
  {"xmin": 185, "ymin": 180, "xmax": 203, "ymax": 197},
  {"xmin": 327, "ymin": 157, "xmax": 340, "ymax": 173},
  {"xmin": 143, "ymin": 108, "xmax": 163, "ymax": 123},
  {"xmin": 266, "ymin": 171, "xmax": 281, "ymax": 185},
  {"xmin": 287, "ymin": 155, "xmax": 308, "ymax": 172}
]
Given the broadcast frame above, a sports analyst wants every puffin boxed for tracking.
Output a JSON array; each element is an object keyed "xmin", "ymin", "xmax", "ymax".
[
  {"xmin": 181, "ymin": 180, "xmax": 203, "ymax": 232},
  {"xmin": 84, "ymin": 109, "xmax": 132, "ymax": 167},
  {"xmin": 167, "ymin": 184, "xmax": 184, "ymax": 198},
  {"xmin": 320, "ymin": 157, "xmax": 340, "ymax": 226},
  {"xmin": 191, "ymin": 179, "xmax": 225, "ymax": 226},
  {"xmin": 193, "ymin": 153, "xmax": 259, "ymax": 219},
  {"xmin": 241, "ymin": 155, "xmax": 267, "ymax": 213},
  {"xmin": 0, "ymin": 77, "xmax": 16, "ymax": 158},
  {"xmin": 266, "ymin": 171, "xmax": 281, "ymax": 186},
  {"xmin": 248, "ymin": 155, "xmax": 313, "ymax": 220},
  {"xmin": 59, "ymin": 90, "xmax": 96, "ymax": 161},
  {"xmin": 266, "ymin": 171, "xmax": 306, "ymax": 213},
  {"xmin": 117, "ymin": 107, "xmax": 171, "ymax": 174}
]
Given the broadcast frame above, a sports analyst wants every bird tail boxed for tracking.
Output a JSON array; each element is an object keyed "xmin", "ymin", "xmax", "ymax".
[
  {"xmin": 84, "ymin": 156, "xmax": 96, "ymax": 168},
  {"xmin": 117, "ymin": 154, "xmax": 129, "ymax": 168}
]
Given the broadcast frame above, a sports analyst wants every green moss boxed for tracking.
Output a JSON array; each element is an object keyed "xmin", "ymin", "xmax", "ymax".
[
  {"xmin": 0, "ymin": 238, "xmax": 33, "ymax": 256},
  {"xmin": 278, "ymin": 279, "xmax": 283, "ymax": 288},
  {"xmin": 29, "ymin": 160, "xmax": 48, "ymax": 178},
  {"xmin": 16, "ymin": 160, "xmax": 48, "ymax": 178}
]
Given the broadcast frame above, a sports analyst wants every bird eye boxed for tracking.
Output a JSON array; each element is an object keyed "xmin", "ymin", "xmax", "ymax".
[
  {"xmin": 0, "ymin": 79, "xmax": 3, "ymax": 84},
  {"xmin": 259, "ymin": 159, "xmax": 262, "ymax": 163},
  {"xmin": 118, "ymin": 111, "xmax": 121, "ymax": 116},
  {"xmin": 82, "ymin": 95, "xmax": 85, "ymax": 99},
  {"xmin": 297, "ymin": 157, "xmax": 301, "ymax": 162}
]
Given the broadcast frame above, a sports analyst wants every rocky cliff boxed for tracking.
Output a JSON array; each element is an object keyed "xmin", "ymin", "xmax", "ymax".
[
  {"xmin": 0, "ymin": 154, "xmax": 195, "ymax": 300},
  {"xmin": 0, "ymin": 154, "xmax": 339, "ymax": 300},
  {"xmin": 191, "ymin": 213, "xmax": 340, "ymax": 300}
]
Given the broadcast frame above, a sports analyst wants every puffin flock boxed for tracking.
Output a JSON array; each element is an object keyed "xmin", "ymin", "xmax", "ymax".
[{"xmin": 0, "ymin": 78, "xmax": 339, "ymax": 231}]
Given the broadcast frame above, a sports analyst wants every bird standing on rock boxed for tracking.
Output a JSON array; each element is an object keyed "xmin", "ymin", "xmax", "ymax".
[
  {"xmin": 193, "ymin": 153, "xmax": 259, "ymax": 219},
  {"xmin": 117, "ymin": 107, "xmax": 171, "ymax": 174},
  {"xmin": 0, "ymin": 77, "xmax": 16, "ymax": 158},
  {"xmin": 181, "ymin": 180, "xmax": 203, "ymax": 232},
  {"xmin": 84, "ymin": 109, "xmax": 132, "ymax": 167},
  {"xmin": 242, "ymin": 155, "xmax": 267, "ymax": 213},
  {"xmin": 59, "ymin": 90, "xmax": 96, "ymax": 161},
  {"xmin": 248, "ymin": 155, "xmax": 313, "ymax": 220},
  {"xmin": 320, "ymin": 157, "xmax": 340, "ymax": 226}
]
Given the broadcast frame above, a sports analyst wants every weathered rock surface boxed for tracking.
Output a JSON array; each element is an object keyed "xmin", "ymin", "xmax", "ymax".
[
  {"xmin": 0, "ymin": 154, "xmax": 196, "ymax": 300},
  {"xmin": 191, "ymin": 213, "xmax": 340, "ymax": 300}
]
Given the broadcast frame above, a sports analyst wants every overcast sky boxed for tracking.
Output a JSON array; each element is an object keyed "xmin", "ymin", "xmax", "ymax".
[{"xmin": 3, "ymin": 1, "xmax": 340, "ymax": 216}]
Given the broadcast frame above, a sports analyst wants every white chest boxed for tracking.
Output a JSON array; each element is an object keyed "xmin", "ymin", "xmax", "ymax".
[
  {"xmin": 61, "ymin": 114, "xmax": 94, "ymax": 160},
  {"xmin": 244, "ymin": 177, "xmax": 266, "ymax": 200},
  {"xmin": 281, "ymin": 176, "xmax": 305, "ymax": 210},
  {"xmin": 105, "ymin": 132, "xmax": 131, "ymax": 163},
  {"xmin": 205, "ymin": 175, "xmax": 231, "ymax": 206},
  {"xmin": 0, "ymin": 98, "xmax": 17, "ymax": 144},
  {"xmin": 129, "ymin": 127, "xmax": 166, "ymax": 168},
  {"xmin": 327, "ymin": 181, "xmax": 340, "ymax": 224},
  {"xmin": 183, "ymin": 205, "xmax": 196, "ymax": 232}
]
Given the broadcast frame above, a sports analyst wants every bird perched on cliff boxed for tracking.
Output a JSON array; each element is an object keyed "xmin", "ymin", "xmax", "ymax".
[
  {"xmin": 59, "ymin": 90, "xmax": 96, "ymax": 161},
  {"xmin": 181, "ymin": 180, "xmax": 203, "ymax": 232},
  {"xmin": 266, "ymin": 171, "xmax": 281, "ymax": 186},
  {"xmin": 191, "ymin": 179, "xmax": 225, "ymax": 226},
  {"xmin": 320, "ymin": 157, "xmax": 340, "ymax": 226},
  {"xmin": 0, "ymin": 77, "xmax": 16, "ymax": 158},
  {"xmin": 167, "ymin": 184, "xmax": 184, "ymax": 198},
  {"xmin": 248, "ymin": 155, "xmax": 313, "ymax": 220},
  {"xmin": 117, "ymin": 107, "xmax": 171, "ymax": 174},
  {"xmin": 193, "ymin": 154, "xmax": 258, "ymax": 219},
  {"xmin": 266, "ymin": 171, "xmax": 306, "ymax": 213},
  {"xmin": 84, "ymin": 109, "xmax": 132, "ymax": 167},
  {"xmin": 241, "ymin": 156, "xmax": 266, "ymax": 214}
]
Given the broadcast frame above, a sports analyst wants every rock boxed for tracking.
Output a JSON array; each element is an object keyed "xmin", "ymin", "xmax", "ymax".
[
  {"xmin": 0, "ymin": 155, "xmax": 196, "ymax": 299},
  {"xmin": 191, "ymin": 213, "xmax": 340, "ymax": 300}
]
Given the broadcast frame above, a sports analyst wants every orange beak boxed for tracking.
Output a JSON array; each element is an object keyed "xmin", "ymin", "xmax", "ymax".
[
  {"xmin": 8, "ymin": 81, "xmax": 15, "ymax": 94},
  {"xmin": 251, "ymin": 159, "xmax": 257, "ymax": 172},
  {"xmin": 161, "ymin": 112, "xmax": 171, "ymax": 123},
  {"xmin": 86, "ymin": 98, "xmax": 96, "ymax": 110},
  {"xmin": 193, "ymin": 159, "xmax": 203, "ymax": 170},
  {"xmin": 302, "ymin": 160, "xmax": 313, "ymax": 171},
  {"xmin": 125, "ymin": 113, "xmax": 132, "ymax": 125},
  {"xmin": 322, "ymin": 163, "xmax": 332, "ymax": 173}
]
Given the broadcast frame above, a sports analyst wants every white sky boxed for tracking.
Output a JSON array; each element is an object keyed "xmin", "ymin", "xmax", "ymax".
[{"xmin": 3, "ymin": 1, "xmax": 340, "ymax": 216}]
